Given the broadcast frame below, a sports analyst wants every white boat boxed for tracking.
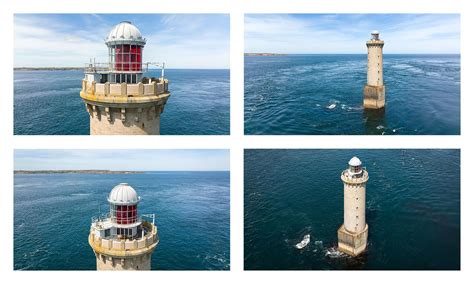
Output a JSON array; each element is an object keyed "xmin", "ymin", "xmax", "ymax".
[
  {"xmin": 295, "ymin": 234, "xmax": 311, "ymax": 249},
  {"xmin": 326, "ymin": 103, "xmax": 337, "ymax": 109}
]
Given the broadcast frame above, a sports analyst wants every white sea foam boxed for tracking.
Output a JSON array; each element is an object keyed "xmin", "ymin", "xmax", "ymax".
[
  {"xmin": 314, "ymin": 240, "xmax": 323, "ymax": 247},
  {"xmin": 71, "ymin": 193, "xmax": 91, "ymax": 197},
  {"xmin": 325, "ymin": 247, "xmax": 345, "ymax": 258}
]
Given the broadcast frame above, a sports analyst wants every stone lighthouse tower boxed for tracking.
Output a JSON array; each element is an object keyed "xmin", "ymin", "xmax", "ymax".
[
  {"xmin": 337, "ymin": 156, "xmax": 369, "ymax": 256},
  {"xmin": 89, "ymin": 183, "xmax": 159, "ymax": 270},
  {"xmin": 80, "ymin": 21, "xmax": 170, "ymax": 135},
  {"xmin": 363, "ymin": 30, "xmax": 385, "ymax": 109}
]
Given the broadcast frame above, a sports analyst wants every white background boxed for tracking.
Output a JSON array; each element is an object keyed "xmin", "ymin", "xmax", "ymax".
[{"xmin": 0, "ymin": 0, "xmax": 470, "ymax": 282}]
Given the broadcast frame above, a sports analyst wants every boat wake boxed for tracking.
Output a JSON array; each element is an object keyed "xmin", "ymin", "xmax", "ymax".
[{"xmin": 326, "ymin": 103, "xmax": 337, "ymax": 110}]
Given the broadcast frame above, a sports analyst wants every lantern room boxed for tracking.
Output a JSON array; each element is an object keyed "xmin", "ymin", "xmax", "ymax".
[
  {"xmin": 348, "ymin": 156, "xmax": 363, "ymax": 178},
  {"xmin": 105, "ymin": 21, "xmax": 147, "ymax": 84},
  {"xmin": 107, "ymin": 183, "xmax": 142, "ymax": 237},
  {"xmin": 370, "ymin": 30, "xmax": 380, "ymax": 41}
]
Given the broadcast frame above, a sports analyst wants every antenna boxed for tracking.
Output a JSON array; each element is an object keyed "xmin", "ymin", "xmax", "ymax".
[{"xmin": 161, "ymin": 63, "xmax": 165, "ymax": 79}]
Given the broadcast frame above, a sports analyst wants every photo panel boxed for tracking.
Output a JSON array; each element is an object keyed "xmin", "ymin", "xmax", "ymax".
[
  {"xmin": 14, "ymin": 149, "xmax": 230, "ymax": 270},
  {"xmin": 244, "ymin": 149, "xmax": 460, "ymax": 270},
  {"xmin": 14, "ymin": 14, "xmax": 230, "ymax": 135},
  {"xmin": 244, "ymin": 14, "xmax": 460, "ymax": 135}
]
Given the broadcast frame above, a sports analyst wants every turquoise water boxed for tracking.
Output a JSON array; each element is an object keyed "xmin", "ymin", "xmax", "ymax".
[
  {"xmin": 14, "ymin": 171, "xmax": 230, "ymax": 270},
  {"xmin": 14, "ymin": 69, "xmax": 230, "ymax": 135},
  {"xmin": 244, "ymin": 54, "xmax": 460, "ymax": 135},
  {"xmin": 244, "ymin": 149, "xmax": 460, "ymax": 270}
]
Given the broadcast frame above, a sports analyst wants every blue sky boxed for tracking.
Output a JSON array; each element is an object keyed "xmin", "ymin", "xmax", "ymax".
[
  {"xmin": 14, "ymin": 150, "xmax": 230, "ymax": 171},
  {"xmin": 245, "ymin": 14, "xmax": 460, "ymax": 54},
  {"xmin": 14, "ymin": 14, "xmax": 229, "ymax": 69}
]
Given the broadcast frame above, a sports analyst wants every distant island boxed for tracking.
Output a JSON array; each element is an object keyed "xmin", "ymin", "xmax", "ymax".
[
  {"xmin": 244, "ymin": 53, "xmax": 287, "ymax": 57},
  {"xmin": 15, "ymin": 170, "xmax": 144, "ymax": 174},
  {"xmin": 14, "ymin": 67, "xmax": 83, "ymax": 71}
]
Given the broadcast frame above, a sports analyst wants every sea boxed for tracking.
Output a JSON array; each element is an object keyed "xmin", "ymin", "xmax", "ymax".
[
  {"xmin": 244, "ymin": 54, "xmax": 460, "ymax": 135},
  {"xmin": 14, "ymin": 171, "xmax": 230, "ymax": 270},
  {"xmin": 244, "ymin": 149, "xmax": 460, "ymax": 270},
  {"xmin": 14, "ymin": 69, "xmax": 230, "ymax": 135}
]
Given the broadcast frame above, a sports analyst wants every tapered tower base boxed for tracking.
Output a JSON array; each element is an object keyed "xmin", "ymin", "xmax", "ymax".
[
  {"xmin": 363, "ymin": 85, "xmax": 385, "ymax": 109},
  {"xmin": 85, "ymin": 101, "xmax": 166, "ymax": 135},
  {"xmin": 337, "ymin": 224, "xmax": 368, "ymax": 256}
]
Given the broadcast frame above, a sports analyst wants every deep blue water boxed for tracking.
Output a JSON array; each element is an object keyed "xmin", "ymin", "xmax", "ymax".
[
  {"xmin": 14, "ymin": 171, "xmax": 230, "ymax": 270},
  {"xmin": 244, "ymin": 149, "xmax": 460, "ymax": 270},
  {"xmin": 14, "ymin": 69, "xmax": 230, "ymax": 135},
  {"xmin": 244, "ymin": 54, "xmax": 460, "ymax": 135}
]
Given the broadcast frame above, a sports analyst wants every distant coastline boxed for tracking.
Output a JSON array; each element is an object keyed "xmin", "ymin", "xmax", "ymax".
[
  {"xmin": 14, "ymin": 67, "xmax": 230, "ymax": 71},
  {"xmin": 244, "ymin": 53, "xmax": 287, "ymax": 57},
  {"xmin": 14, "ymin": 170, "xmax": 144, "ymax": 174},
  {"xmin": 14, "ymin": 67, "xmax": 83, "ymax": 71}
]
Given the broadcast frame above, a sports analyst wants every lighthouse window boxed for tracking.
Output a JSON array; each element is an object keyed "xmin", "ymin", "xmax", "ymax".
[
  {"xmin": 111, "ymin": 204, "xmax": 137, "ymax": 225},
  {"xmin": 117, "ymin": 228, "xmax": 132, "ymax": 236},
  {"xmin": 113, "ymin": 44, "xmax": 142, "ymax": 73},
  {"xmin": 100, "ymin": 74, "xmax": 107, "ymax": 84}
]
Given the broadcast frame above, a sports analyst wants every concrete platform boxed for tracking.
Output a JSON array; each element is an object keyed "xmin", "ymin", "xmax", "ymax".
[
  {"xmin": 363, "ymin": 85, "xmax": 385, "ymax": 109},
  {"xmin": 337, "ymin": 224, "xmax": 368, "ymax": 256}
]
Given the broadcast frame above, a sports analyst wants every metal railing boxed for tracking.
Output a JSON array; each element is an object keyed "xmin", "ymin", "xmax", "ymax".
[
  {"xmin": 91, "ymin": 213, "xmax": 154, "ymax": 226},
  {"xmin": 84, "ymin": 61, "xmax": 165, "ymax": 76},
  {"xmin": 341, "ymin": 169, "xmax": 369, "ymax": 183}
]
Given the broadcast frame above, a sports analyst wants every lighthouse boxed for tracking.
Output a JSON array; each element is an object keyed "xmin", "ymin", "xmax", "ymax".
[
  {"xmin": 337, "ymin": 156, "xmax": 369, "ymax": 256},
  {"xmin": 80, "ymin": 21, "xmax": 170, "ymax": 135},
  {"xmin": 89, "ymin": 183, "xmax": 159, "ymax": 270},
  {"xmin": 363, "ymin": 30, "xmax": 385, "ymax": 109}
]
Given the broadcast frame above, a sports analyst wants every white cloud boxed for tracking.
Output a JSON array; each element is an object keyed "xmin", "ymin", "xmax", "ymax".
[
  {"xmin": 245, "ymin": 14, "xmax": 460, "ymax": 54},
  {"xmin": 144, "ymin": 15, "xmax": 229, "ymax": 69},
  {"xmin": 14, "ymin": 14, "xmax": 229, "ymax": 69},
  {"xmin": 14, "ymin": 150, "xmax": 230, "ymax": 171},
  {"xmin": 14, "ymin": 15, "xmax": 107, "ymax": 67}
]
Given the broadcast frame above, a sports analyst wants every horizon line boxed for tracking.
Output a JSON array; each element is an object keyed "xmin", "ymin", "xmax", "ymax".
[
  {"xmin": 13, "ymin": 66, "xmax": 230, "ymax": 70},
  {"xmin": 244, "ymin": 52, "xmax": 460, "ymax": 55},
  {"xmin": 14, "ymin": 169, "xmax": 230, "ymax": 172}
]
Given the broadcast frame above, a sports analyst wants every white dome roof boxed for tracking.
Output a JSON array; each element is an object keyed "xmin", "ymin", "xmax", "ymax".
[
  {"xmin": 108, "ymin": 183, "xmax": 140, "ymax": 205},
  {"xmin": 371, "ymin": 30, "xmax": 380, "ymax": 35},
  {"xmin": 348, "ymin": 156, "xmax": 362, "ymax": 167},
  {"xmin": 105, "ymin": 21, "xmax": 146, "ymax": 46}
]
